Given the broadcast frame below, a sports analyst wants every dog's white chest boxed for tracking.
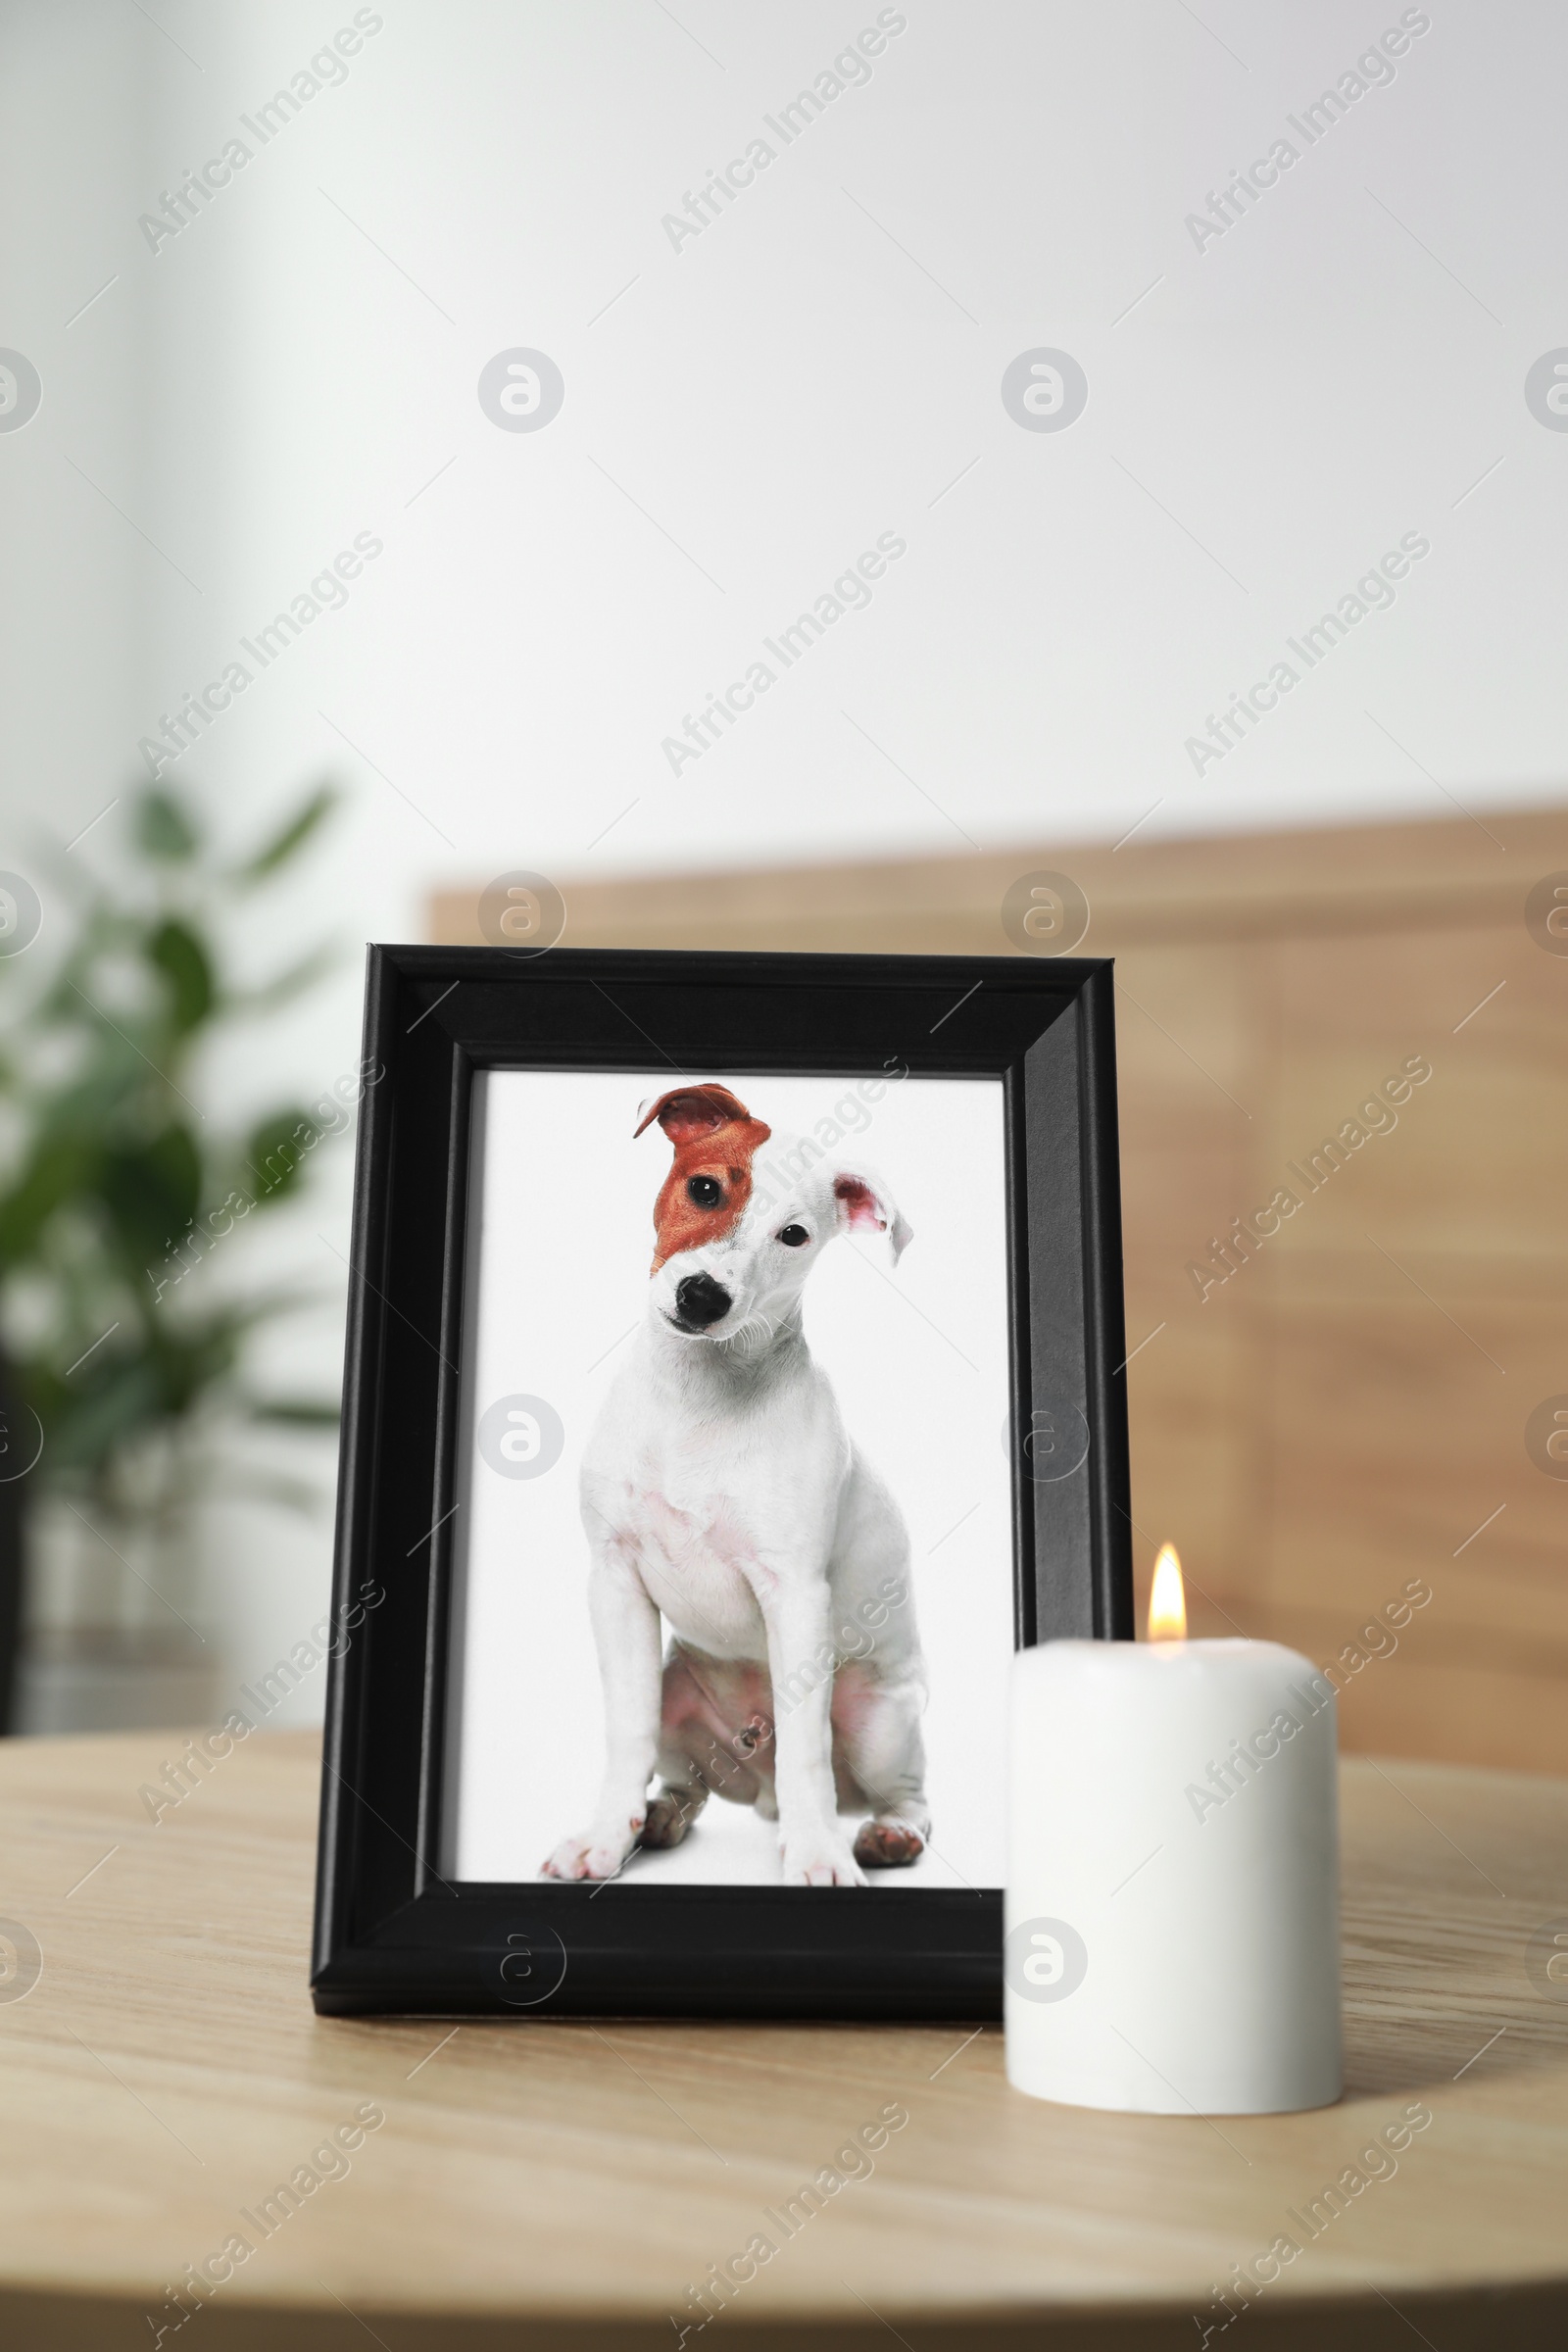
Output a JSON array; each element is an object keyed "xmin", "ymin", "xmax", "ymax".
[
  {"xmin": 582, "ymin": 1335, "xmax": 847, "ymax": 1659},
  {"xmin": 610, "ymin": 1467, "xmax": 768, "ymax": 1657}
]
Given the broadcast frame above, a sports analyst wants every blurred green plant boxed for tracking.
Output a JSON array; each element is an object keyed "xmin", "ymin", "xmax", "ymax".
[{"xmin": 0, "ymin": 780, "xmax": 344, "ymax": 1528}]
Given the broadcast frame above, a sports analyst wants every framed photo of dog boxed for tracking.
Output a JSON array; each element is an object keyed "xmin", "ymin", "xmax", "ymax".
[{"xmin": 313, "ymin": 946, "xmax": 1132, "ymax": 2019}]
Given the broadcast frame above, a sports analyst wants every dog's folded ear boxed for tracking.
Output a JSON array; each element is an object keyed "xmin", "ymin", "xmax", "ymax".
[
  {"xmin": 634, "ymin": 1083, "xmax": 754, "ymax": 1143},
  {"xmin": 833, "ymin": 1169, "xmax": 913, "ymax": 1264}
]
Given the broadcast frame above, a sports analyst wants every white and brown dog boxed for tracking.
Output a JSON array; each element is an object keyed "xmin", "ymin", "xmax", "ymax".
[{"xmin": 542, "ymin": 1082, "xmax": 931, "ymax": 1888}]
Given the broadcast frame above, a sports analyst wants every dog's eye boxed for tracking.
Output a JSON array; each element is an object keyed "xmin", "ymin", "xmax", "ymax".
[
  {"xmin": 777, "ymin": 1223, "xmax": 810, "ymax": 1249},
  {"xmin": 686, "ymin": 1175, "xmax": 723, "ymax": 1209}
]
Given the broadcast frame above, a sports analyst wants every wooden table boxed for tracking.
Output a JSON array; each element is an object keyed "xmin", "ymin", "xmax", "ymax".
[{"xmin": 1, "ymin": 1733, "xmax": 1565, "ymax": 2349}]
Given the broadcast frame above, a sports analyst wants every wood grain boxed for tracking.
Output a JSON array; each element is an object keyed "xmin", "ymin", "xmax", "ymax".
[
  {"xmin": 0, "ymin": 1728, "xmax": 1565, "ymax": 2348},
  {"xmin": 431, "ymin": 807, "xmax": 1568, "ymax": 1774}
]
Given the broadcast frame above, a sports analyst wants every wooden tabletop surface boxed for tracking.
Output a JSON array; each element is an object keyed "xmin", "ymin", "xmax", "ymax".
[{"xmin": 1, "ymin": 1730, "xmax": 1565, "ymax": 2350}]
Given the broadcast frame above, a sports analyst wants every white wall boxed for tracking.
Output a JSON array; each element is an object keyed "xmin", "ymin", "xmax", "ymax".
[{"xmin": 2, "ymin": 0, "xmax": 1565, "ymax": 1716}]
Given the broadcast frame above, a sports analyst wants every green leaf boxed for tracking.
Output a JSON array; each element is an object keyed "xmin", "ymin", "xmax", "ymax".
[
  {"xmin": 0, "ymin": 1134, "xmax": 100, "ymax": 1266},
  {"xmin": 242, "ymin": 1107, "xmax": 320, "ymax": 1205},
  {"xmin": 31, "ymin": 1051, "xmax": 150, "ymax": 1138},
  {"xmin": 100, "ymin": 1124, "xmax": 203, "ymax": 1278},
  {"xmin": 135, "ymin": 788, "xmax": 200, "ymax": 862},
  {"xmin": 234, "ymin": 784, "xmax": 336, "ymax": 884},
  {"xmin": 147, "ymin": 916, "xmax": 216, "ymax": 1035},
  {"xmin": 247, "ymin": 1396, "xmax": 340, "ymax": 1427},
  {"xmin": 35, "ymin": 1355, "xmax": 168, "ymax": 1476}
]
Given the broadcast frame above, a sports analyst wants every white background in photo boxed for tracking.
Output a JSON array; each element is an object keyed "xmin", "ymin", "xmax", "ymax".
[{"xmin": 445, "ymin": 1067, "xmax": 1012, "ymax": 1887}]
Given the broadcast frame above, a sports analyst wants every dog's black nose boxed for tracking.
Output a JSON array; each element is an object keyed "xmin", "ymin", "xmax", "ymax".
[{"xmin": 674, "ymin": 1272, "xmax": 731, "ymax": 1331}]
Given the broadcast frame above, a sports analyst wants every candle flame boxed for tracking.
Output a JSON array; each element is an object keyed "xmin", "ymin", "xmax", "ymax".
[{"xmin": 1148, "ymin": 1544, "xmax": 1187, "ymax": 1641}]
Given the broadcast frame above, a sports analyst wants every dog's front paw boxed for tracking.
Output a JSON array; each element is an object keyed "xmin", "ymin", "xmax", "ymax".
[
  {"xmin": 541, "ymin": 1819, "xmax": 643, "ymax": 1882},
  {"xmin": 781, "ymin": 1834, "xmax": 867, "ymax": 1888}
]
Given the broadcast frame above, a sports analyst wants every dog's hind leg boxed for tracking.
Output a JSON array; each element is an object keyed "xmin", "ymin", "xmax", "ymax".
[
  {"xmin": 833, "ymin": 1666, "xmax": 931, "ymax": 1869},
  {"xmin": 853, "ymin": 1806, "xmax": 929, "ymax": 1868},
  {"xmin": 641, "ymin": 1648, "xmax": 771, "ymax": 1847},
  {"xmin": 639, "ymin": 1777, "xmax": 709, "ymax": 1848}
]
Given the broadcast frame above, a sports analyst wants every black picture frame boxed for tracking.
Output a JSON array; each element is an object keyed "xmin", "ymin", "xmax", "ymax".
[{"xmin": 312, "ymin": 946, "xmax": 1132, "ymax": 2021}]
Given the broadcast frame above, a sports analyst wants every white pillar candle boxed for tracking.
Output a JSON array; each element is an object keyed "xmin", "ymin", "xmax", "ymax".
[{"xmin": 1005, "ymin": 1555, "xmax": 1342, "ymax": 2116}]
